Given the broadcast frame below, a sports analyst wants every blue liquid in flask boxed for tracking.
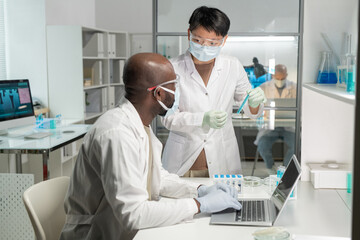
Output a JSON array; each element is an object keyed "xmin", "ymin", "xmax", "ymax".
[{"xmin": 317, "ymin": 71, "xmax": 337, "ymax": 84}]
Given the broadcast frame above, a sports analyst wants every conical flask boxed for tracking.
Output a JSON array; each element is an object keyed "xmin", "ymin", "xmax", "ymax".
[{"xmin": 316, "ymin": 51, "xmax": 337, "ymax": 84}]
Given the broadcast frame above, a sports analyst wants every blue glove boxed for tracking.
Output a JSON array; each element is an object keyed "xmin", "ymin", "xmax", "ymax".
[
  {"xmin": 198, "ymin": 182, "xmax": 238, "ymax": 199},
  {"xmin": 247, "ymin": 87, "xmax": 267, "ymax": 108},
  {"xmin": 196, "ymin": 189, "xmax": 242, "ymax": 213}
]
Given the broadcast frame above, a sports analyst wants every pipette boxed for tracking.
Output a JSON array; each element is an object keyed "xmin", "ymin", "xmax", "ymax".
[{"xmin": 236, "ymin": 94, "xmax": 250, "ymax": 114}]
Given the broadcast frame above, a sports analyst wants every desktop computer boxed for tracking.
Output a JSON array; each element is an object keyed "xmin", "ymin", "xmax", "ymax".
[
  {"xmin": 0, "ymin": 79, "xmax": 50, "ymax": 139},
  {"xmin": 0, "ymin": 79, "xmax": 35, "ymax": 135}
]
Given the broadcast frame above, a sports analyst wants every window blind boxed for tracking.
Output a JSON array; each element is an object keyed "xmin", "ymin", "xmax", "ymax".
[{"xmin": 0, "ymin": 0, "xmax": 6, "ymax": 79}]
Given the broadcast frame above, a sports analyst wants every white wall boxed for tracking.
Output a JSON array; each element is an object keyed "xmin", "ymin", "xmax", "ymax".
[
  {"xmin": 6, "ymin": 0, "xmax": 48, "ymax": 107},
  {"xmin": 302, "ymin": 0, "xmax": 358, "ymax": 84},
  {"xmin": 45, "ymin": 0, "xmax": 96, "ymax": 27},
  {"xmin": 95, "ymin": 0, "xmax": 152, "ymax": 33}
]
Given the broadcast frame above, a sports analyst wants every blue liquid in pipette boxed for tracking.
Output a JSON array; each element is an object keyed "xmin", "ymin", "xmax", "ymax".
[
  {"xmin": 316, "ymin": 71, "xmax": 337, "ymax": 84},
  {"xmin": 237, "ymin": 94, "xmax": 250, "ymax": 114}
]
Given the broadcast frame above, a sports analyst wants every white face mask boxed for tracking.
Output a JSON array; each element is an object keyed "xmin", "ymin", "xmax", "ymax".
[
  {"xmin": 275, "ymin": 79, "xmax": 286, "ymax": 88},
  {"xmin": 188, "ymin": 41, "xmax": 222, "ymax": 62},
  {"xmin": 157, "ymin": 86, "xmax": 180, "ymax": 117}
]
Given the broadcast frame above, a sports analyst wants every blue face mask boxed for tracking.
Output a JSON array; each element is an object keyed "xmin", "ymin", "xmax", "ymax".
[
  {"xmin": 157, "ymin": 87, "xmax": 180, "ymax": 117},
  {"xmin": 188, "ymin": 41, "xmax": 222, "ymax": 62}
]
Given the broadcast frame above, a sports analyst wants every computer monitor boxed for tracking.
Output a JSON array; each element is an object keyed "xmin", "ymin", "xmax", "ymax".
[{"xmin": 0, "ymin": 79, "xmax": 35, "ymax": 135}]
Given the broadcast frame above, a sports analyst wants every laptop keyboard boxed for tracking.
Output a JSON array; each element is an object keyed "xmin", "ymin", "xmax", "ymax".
[{"xmin": 236, "ymin": 200, "xmax": 266, "ymax": 222}]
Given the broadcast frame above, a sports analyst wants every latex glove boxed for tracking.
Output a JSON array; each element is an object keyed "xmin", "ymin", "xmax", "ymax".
[
  {"xmin": 202, "ymin": 110, "xmax": 228, "ymax": 129},
  {"xmin": 196, "ymin": 189, "xmax": 242, "ymax": 213},
  {"xmin": 198, "ymin": 183, "xmax": 238, "ymax": 199},
  {"xmin": 247, "ymin": 87, "xmax": 267, "ymax": 108}
]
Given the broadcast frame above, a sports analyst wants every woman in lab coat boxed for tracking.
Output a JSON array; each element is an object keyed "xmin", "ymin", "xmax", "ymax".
[{"xmin": 161, "ymin": 6, "xmax": 266, "ymax": 177}]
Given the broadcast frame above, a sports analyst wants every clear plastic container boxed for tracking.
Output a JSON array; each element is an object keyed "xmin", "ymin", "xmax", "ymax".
[
  {"xmin": 253, "ymin": 227, "xmax": 291, "ymax": 240},
  {"xmin": 316, "ymin": 51, "xmax": 337, "ymax": 84},
  {"xmin": 242, "ymin": 176, "xmax": 262, "ymax": 187},
  {"xmin": 263, "ymin": 176, "xmax": 278, "ymax": 194}
]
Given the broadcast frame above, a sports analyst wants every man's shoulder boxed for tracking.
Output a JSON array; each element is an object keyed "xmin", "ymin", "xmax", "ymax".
[{"xmin": 90, "ymin": 107, "xmax": 138, "ymax": 140}]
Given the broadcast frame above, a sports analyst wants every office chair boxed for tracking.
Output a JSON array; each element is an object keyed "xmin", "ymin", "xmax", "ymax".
[
  {"xmin": 23, "ymin": 176, "xmax": 70, "ymax": 240},
  {"xmin": 251, "ymin": 139, "xmax": 285, "ymax": 176}
]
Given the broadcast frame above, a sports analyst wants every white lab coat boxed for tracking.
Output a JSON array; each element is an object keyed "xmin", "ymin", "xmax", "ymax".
[
  {"xmin": 161, "ymin": 51, "xmax": 263, "ymax": 176},
  {"xmin": 60, "ymin": 97, "xmax": 199, "ymax": 240},
  {"xmin": 260, "ymin": 79, "xmax": 297, "ymax": 99}
]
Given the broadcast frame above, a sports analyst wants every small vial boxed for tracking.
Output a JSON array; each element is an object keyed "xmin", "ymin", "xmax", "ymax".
[{"xmin": 277, "ymin": 166, "xmax": 286, "ymax": 179}]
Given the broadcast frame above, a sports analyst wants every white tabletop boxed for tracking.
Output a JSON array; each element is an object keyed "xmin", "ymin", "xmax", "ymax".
[
  {"xmin": 0, "ymin": 122, "xmax": 91, "ymax": 151},
  {"xmin": 134, "ymin": 179, "xmax": 351, "ymax": 240}
]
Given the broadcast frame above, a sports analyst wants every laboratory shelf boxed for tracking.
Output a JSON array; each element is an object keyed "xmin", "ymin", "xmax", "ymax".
[
  {"xmin": 82, "ymin": 56, "xmax": 108, "ymax": 60},
  {"xmin": 84, "ymin": 84, "xmax": 108, "ymax": 90},
  {"xmin": 110, "ymin": 83, "xmax": 124, "ymax": 87},
  {"xmin": 303, "ymin": 83, "xmax": 355, "ymax": 105}
]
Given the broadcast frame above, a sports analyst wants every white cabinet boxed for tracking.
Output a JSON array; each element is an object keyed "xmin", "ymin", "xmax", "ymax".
[
  {"xmin": 301, "ymin": 84, "xmax": 355, "ymax": 181},
  {"xmin": 47, "ymin": 26, "xmax": 129, "ymax": 123}
]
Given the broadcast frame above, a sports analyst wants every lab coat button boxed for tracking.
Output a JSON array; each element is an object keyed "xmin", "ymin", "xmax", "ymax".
[
  {"xmin": 209, "ymin": 161, "xmax": 212, "ymax": 164},
  {"xmin": 205, "ymin": 92, "xmax": 208, "ymax": 96},
  {"xmin": 204, "ymin": 139, "xmax": 206, "ymax": 142}
]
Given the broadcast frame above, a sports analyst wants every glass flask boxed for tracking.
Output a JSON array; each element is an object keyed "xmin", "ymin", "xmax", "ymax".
[{"xmin": 316, "ymin": 51, "xmax": 337, "ymax": 84}]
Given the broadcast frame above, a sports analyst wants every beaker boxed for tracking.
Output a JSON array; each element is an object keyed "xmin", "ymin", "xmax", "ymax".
[
  {"xmin": 346, "ymin": 54, "xmax": 356, "ymax": 93},
  {"xmin": 316, "ymin": 51, "xmax": 337, "ymax": 84}
]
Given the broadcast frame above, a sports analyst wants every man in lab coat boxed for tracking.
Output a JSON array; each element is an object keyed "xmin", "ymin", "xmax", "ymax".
[
  {"xmin": 161, "ymin": 6, "xmax": 266, "ymax": 177},
  {"xmin": 255, "ymin": 64, "xmax": 297, "ymax": 173},
  {"xmin": 60, "ymin": 53, "xmax": 241, "ymax": 240}
]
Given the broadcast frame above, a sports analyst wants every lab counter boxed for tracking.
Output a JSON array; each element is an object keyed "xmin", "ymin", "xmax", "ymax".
[{"xmin": 134, "ymin": 179, "xmax": 351, "ymax": 240}]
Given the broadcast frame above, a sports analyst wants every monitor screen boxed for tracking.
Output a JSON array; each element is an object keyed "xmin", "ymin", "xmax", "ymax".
[{"xmin": 0, "ymin": 80, "xmax": 35, "ymax": 127}]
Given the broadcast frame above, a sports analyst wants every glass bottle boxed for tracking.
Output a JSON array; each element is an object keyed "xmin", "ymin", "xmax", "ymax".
[
  {"xmin": 346, "ymin": 54, "xmax": 356, "ymax": 93},
  {"xmin": 316, "ymin": 51, "xmax": 337, "ymax": 84}
]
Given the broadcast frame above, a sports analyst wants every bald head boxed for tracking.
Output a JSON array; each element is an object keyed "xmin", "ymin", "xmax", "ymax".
[
  {"xmin": 123, "ymin": 53, "xmax": 176, "ymax": 101},
  {"xmin": 274, "ymin": 64, "xmax": 288, "ymax": 81}
]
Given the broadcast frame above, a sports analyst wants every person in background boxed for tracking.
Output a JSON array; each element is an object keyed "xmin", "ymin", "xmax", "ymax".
[
  {"xmin": 255, "ymin": 64, "xmax": 297, "ymax": 174},
  {"xmin": 252, "ymin": 57, "xmax": 267, "ymax": 79},
  {"xmin": 60, "ymin": 53, "xmax": 241, "ymax": 240},
  {"xmin": 161, "ymin": 6, "xmax": 266, "ymax": 178},
  {"xmin": 260, "ymin": 64, "xmax": 296, "ymax": 98}
]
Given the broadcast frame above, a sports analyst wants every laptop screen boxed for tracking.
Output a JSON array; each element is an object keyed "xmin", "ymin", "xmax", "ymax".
[{"xmin": 270, "ymin": 155, "xmax": 301, "ymax": 219}]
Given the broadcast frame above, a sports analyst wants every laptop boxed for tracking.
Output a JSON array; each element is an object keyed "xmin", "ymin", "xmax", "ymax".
[{"xmin": 210, "ymin": 154, "xmax": 301, "ymax": 226}]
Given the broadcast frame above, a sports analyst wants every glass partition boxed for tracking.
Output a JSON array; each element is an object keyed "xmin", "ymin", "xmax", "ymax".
[
  {"xmin": 155, "ymin": 0, "xmax": 301, "ymax": 179},
  {"xmin": 233, "ymin": 110, "xmax": 296, "ymax": 177},
  {"xmin": 157, "ymin": 0, "xmax": 300, "ymax": 33},
  {"xmin": 157, "ymin": 35, "xmax": 298, "ymax": 108}
]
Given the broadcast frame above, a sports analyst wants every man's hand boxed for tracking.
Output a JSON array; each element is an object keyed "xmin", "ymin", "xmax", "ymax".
[
  {"xmin": 198, "ymin": 183, "xmax": 237, "ymax": 199},
  {"xmin": 195, "ymin": 189, "xmax": 242, "ymax": 213}
]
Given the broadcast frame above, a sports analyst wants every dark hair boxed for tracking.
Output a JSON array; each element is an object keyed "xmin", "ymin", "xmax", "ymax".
[
  {"xmin": 253, "ymin": 57, "xmax": 259, "ymax": 64},
  {"xmin": 188, "ymin": 6, "xmax": 230, "ymax": 37}
]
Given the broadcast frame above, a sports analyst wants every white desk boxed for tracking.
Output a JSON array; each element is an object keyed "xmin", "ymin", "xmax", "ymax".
[
  {"xmin": 134, "ymin": 179, "xmax": 351, "ymax": 240},
  {"xmin": 0, "ymin": 122, "xmax": 91, "ymax": 180}
]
